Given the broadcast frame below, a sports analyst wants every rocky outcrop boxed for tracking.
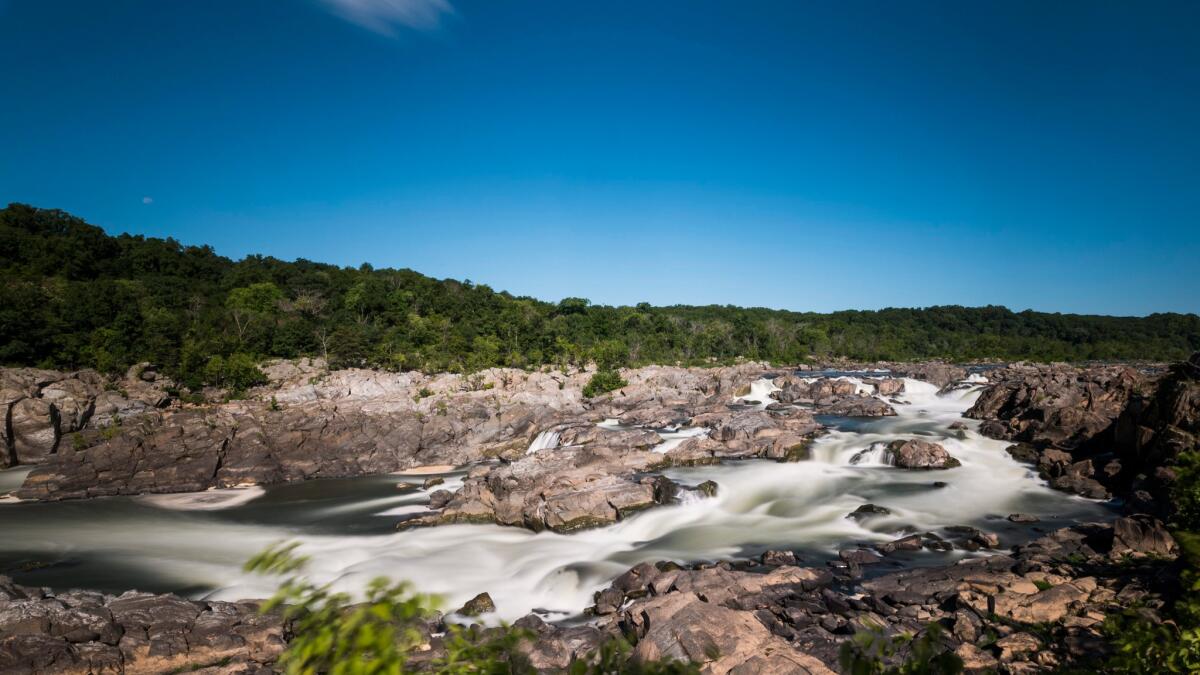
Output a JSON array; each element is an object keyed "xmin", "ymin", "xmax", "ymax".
[
  {"xmin": 889, "ymin": 362, "xmax": 967, "ymax": 389},
  {"xmin": 770, "ymin": 376, "xmax": 899, "ymax": 417},
  {"xmin": 687, "ymin": 407, "xmax": 823, "ymax": 460},
  {"xmin": 0, "ymin": 576, "xmax": 283, "ymax": 674},
  {"xmin": 0, "ymin": 365, "xmax": 173, "ymax": 470},
  {"xmin": 406, "ymin": 444, "xmax": 675, "ymax": 533},
  {"xmin": 966, "ymin": 362, "xmax": 1153, "ymax": 500},
  {"xmin": 396, "ymin": 403, "xmax": 824, "ymax": 533},
  {"xmin": 12, "ymin": 363, "xmax": 788, "ymax": 502},
  {"xmin": 965, "ymin": 363, "xmax": 1146, "ymax": 450},
  {"xmin": 1111, "ymin": 352, "xmax": 1200, "ymax": 517}
]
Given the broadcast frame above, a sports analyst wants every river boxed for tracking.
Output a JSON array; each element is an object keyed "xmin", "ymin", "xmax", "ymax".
[{"xmin": 0, "ymin": 375, "xmax": 1111, "ymax": 621}]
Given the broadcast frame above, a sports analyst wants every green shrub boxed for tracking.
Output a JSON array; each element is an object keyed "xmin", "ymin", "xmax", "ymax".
[
  {"xmin": 583, "ymin": 370, "xmax": 626, "ymax": 398},
  {"xmin": 203, "ymin": 353, "xmax": 267, "ymax": 392}
]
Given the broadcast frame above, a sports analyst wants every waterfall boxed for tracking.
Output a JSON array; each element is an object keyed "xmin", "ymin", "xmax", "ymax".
[
  {"xmin": 734, "ymin": 378, "xmax": 781, "ymax": 409},
  {"xmin": 526, "ymin": 429, "xmax": 561, "ymax": 455},
  {"xmin": 652, "ymin": 426, "xmax": 711, "ymax": 454}
]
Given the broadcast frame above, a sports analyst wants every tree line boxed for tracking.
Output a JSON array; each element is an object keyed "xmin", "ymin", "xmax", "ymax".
[{"xmin": 2, "ymin": 203, "xmax": 1197, "ymax": 391}]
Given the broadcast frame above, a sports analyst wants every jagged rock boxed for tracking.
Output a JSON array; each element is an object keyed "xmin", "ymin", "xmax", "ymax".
[
  {"xmin": 624, "ymin": 591, "xmax": 835, "ymax": 674},
  {"xmin": 891, "ymin": 363, "xmax": 967, "ymax": 388},
  {"xmin": 11, "ymin": 363, "xmax": 808, "ymax": 502},
  {"xmin": 846, "ymin": 504, "xmax": 891, "ymax": 519},
  {"xmin": 876, "ymin": 534, "xmax": 923, "ymax": 555},
  {"xmin": 770, "ymin": 376, "xmax": 897, "ymax": 416},
  {"xmin": 1110, "ymin": 515, "xmax": 1178, "ymax": 558},
  {"xmin": 966, "ymin": 362, "xmax": 1145, "ymax": 450},
  {"xmin": 819, "ymin": 396, "xmax": 896, "ymax": 417},
  {"xmin": 839, "ymin": 549, "xmax": 883, "ymax": 565},
  {"xmin": 456, "ymin": 593, "xmax": 495, "ymax": 616},
  {"xmin": 1008, "ymin": 513, "xmax": 1039, "ymax": 523},
  {"xmin": 403, "ymin": 444, "xmax": 677, "ymax": 533},
  {"xmin": 867, "ymin": 378, "xmax": 905, "ymax": 396},
  {"xmin": 761, "ymin": 550, "xmax": 798, "ymax": 567},
  {"xmin": 428, "ymin": 489, "xmax": 454, "ymax": 509},
  {"xmin": 511, "ymin": 615, "xmax": 605, "ymax": 671},
  {"xmin": 0, "ymin": 576, "xmax": 282, "ymax": 674}
]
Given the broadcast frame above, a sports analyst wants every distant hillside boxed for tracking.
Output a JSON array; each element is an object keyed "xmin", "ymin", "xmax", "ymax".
[{"xmin": 2, "ymin": 203, "xmax": 1197, "ymax": 390}]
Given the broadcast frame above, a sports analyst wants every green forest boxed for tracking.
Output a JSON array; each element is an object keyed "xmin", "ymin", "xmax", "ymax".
[{"xmin": 2, "ymin": 203, "xmax": 1197, "ymax": 390}]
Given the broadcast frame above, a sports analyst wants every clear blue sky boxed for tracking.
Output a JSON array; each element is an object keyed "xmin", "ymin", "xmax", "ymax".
[{"xmin": 2, "ymin": 1, "xmax": 1197, "ymax": 315}]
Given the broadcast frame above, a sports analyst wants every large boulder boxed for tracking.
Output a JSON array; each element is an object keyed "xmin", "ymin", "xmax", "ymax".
[
  {"xmin": 627, "ymin": 592, "xmax": 834, "ymax": 674},
  {"xmin": 9, "ymin": 398, "xmax": 59, "ymax": 465},
  {"xmin": 884, "ymin": 439, "xmax": 961, "ymax": 469}
]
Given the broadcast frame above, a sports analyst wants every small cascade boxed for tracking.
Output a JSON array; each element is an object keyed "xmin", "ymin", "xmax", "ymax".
[
  {"xmin": 848, "ymin": 442, "xmax": 894, "ymax": 467},
  {"xmin": 526, "ymin": 430, "xmax": 561, "ymax": 455},
  {"xmin": 652, "ymin": 426, "xmax": 710, "ymax": 454},
  {"xmin": 833, "ymin": 376, "xmax": 874, "ymax": 395},
  {"xmin": 734, "ymin": 378, "xmax": 781, "ymax": 409}
]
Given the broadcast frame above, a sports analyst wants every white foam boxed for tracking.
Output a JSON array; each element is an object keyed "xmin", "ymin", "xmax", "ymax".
[
  {"xmin": 526, "ymin": 430, "xmax": 561, "ymax": 455},
  {"xmin": 652, "ymin": 426, "xmax": 710, "ymax": 454},
  {"xmin": 139, "ymin": 486, "xmax": 265, "ymax": 511},
  {"xmin": 734, "ymin": 378, "xmax": 780, "ymax": 409}
]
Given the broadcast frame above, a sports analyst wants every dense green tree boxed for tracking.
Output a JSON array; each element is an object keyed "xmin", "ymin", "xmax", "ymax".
[{"xmin": 2, "ymin": 203, "xmax": 1198, "ymax": 389}]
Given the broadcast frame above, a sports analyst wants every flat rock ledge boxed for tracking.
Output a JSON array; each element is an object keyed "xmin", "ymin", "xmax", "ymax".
[{"xmin": 0, "ymin": 579, "xmax": 283, "ymax": 675}]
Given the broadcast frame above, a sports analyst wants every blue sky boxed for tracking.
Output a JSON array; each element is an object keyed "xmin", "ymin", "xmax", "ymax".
[{"xmin": 1, "ymin": 0, "xmax": 1197, "ymax": 315}]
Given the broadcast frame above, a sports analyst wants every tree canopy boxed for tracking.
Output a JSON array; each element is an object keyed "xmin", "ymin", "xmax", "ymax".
[{"xmin": 2, "ymin": 203, "xmax": 1197, "ymax": 390}]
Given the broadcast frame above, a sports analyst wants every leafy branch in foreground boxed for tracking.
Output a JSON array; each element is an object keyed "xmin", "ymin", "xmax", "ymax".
[
  {"xmin": 245, "ymin": 542, "xmax": 700, "ymax": 674},
  {"xmin": 245, "ymin": 542, "xmax": 533, "ymax": 674},
  {"xmin": 838, "ymin": 622, "xmax": 963, "ymax": 675}
]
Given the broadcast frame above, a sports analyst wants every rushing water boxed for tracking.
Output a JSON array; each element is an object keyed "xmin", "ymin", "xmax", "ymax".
[{"xmin": 0, "ymin": 376, "xmax": 1111, "ymax": 622}]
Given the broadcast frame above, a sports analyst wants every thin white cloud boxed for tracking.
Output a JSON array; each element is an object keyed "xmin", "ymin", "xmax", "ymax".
[
  {"xmin": 318, "ymin": 0, "xmax": 454, "ymax": 35},
  {"xmin": 142, "ymin": 196, "xmax": 154, "ymax": 205}
]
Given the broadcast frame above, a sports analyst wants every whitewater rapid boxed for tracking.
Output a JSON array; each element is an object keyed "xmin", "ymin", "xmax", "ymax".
[{"xmin": 0, "ymin": 375, "xmax": 1109, "ymax": 622}]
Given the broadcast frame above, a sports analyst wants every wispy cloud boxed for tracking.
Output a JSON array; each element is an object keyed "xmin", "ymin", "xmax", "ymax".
[
  {"xmin": 142, "ymin": 196, "xmax": 154, "ymax": 205},
  {"xmin": 318, "ymin": 0, "xmax": 454, "ymax": 36}
]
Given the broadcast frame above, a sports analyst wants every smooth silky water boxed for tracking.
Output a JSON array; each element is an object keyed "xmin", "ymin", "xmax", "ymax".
[{"xmin": 0, "ymin": 376, "xmax": 1112, "ymax": 622}]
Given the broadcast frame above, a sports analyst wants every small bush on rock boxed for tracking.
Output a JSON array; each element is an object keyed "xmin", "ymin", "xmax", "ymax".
[{"xmin": 583, "ymin": 370, "xmax": 626, "ymax": 398}]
